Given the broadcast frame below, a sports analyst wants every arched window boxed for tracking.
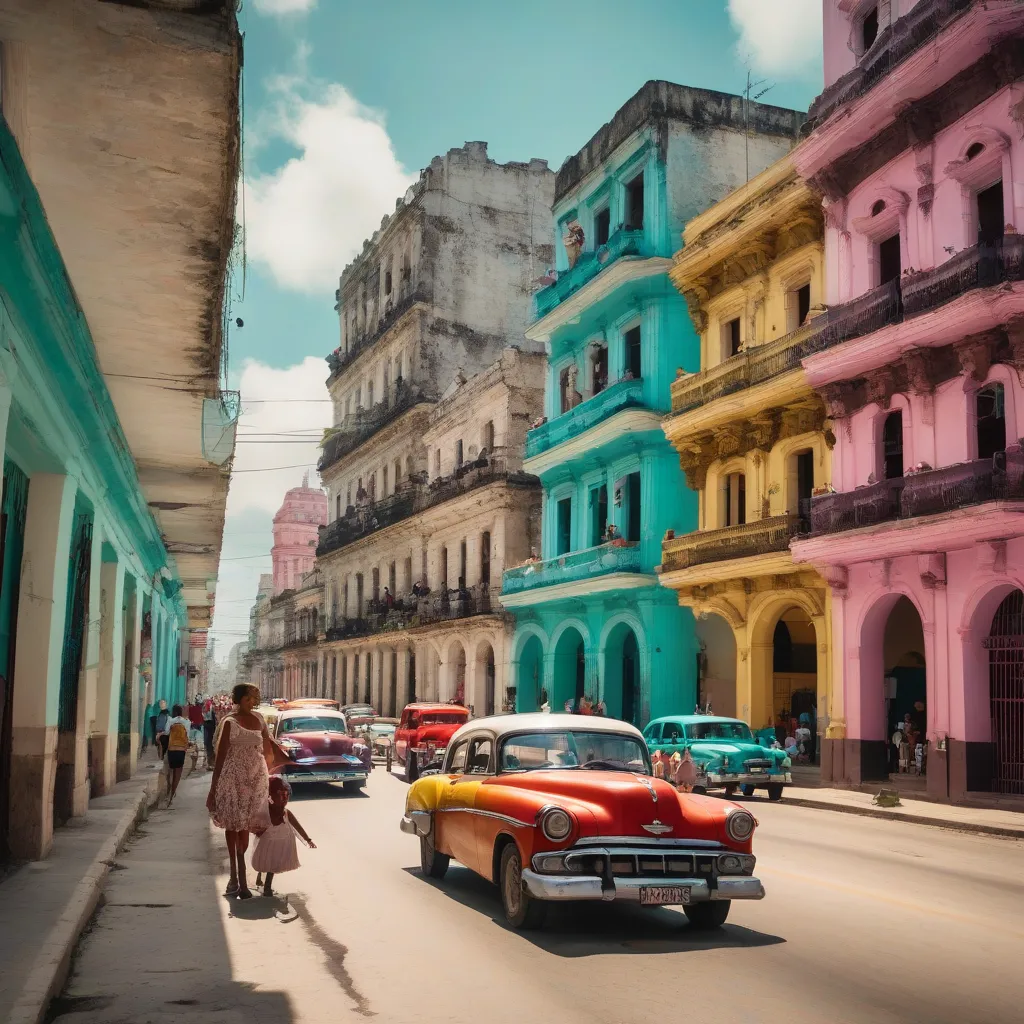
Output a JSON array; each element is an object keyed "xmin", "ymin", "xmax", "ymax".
[
  {"xmin": 722, "ymin": 471, "xmax": 746, "ymax": 527},
  {"xmin": 883, "ymin": 411, "xmax": 904, "ymax": 479},
  {"xmin": 977, "ymin": 384, "xmax": 1006, "ymax": 461}
]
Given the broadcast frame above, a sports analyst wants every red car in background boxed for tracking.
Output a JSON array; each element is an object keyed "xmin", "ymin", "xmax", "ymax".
[
  {"xmin": 394, "ymin": 703, "xmax": 469, "ymax": 782},
  {"xmin": 272, "ymin": 707, "xmax": 371, "ymax": 793}
]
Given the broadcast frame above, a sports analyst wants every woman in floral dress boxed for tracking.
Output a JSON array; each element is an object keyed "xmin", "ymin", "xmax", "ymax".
[{"xmin": 207, "ymin": 683, "xmax": 288, "ymax": 898}]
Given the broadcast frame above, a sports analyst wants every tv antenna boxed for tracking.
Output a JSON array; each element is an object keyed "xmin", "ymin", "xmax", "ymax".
[{"xmin": 742, "ymin": 65, "xmax": 775, "ymax": 181}]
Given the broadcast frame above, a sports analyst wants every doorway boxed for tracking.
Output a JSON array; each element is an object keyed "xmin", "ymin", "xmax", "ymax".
[{"xmin": 987, "ymin": 589, "xmax": 1024, "ymax": 794}]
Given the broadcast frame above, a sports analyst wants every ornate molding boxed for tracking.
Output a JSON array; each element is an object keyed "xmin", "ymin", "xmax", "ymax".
[
  {"xmin": 820, "ymin": 381, "xmax": 859, "ymax": 419},
  {"xmin": 864, "ymin": 366, "xmax": 897, "ymax": 410},
  {"xmin": 955, "ymin": 332, "xmax": 997, "ymax": 382},
  {"xmin": 901, "ymin": 347, "xmax": 938, "ymax": 394},
  {"xmin": 918, "ymin": 552, "xmax": 946, "ymax": 590}
]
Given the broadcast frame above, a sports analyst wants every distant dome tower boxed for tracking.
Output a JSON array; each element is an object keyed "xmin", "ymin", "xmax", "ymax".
[{"xmin": 271, "ymin": 473, "xmax": 327, "ymax": 594}]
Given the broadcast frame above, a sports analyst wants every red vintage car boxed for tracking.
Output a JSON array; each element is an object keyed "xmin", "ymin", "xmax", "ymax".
[
  {"xmin": 393, "ymin": 702, "xmax": 470, "ymax": 782},
  {"xmin": 272, "ymin": 708, "xmax": 371, "ymax": 793},
  {"xmin": 401, "ymin": 714, "xmax": 764, "ymax": 929}
]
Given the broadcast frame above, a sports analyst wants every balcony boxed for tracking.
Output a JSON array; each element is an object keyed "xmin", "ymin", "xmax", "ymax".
[
  {"xmin": 535, "ymin": 229, "xmax": 647, "ymax": 318},
  {"xmin": 803, "ymin": 278, "xmax": 903, "ymax": 357},
  {"xmin": 671, "ymin": 322, "xmax": 816, "ymax": 415},
  {"xmin": 326, "ymin": 284, "xmax": 429, "ymax": 382},
  {"xmin": 661, "ymin": 514, "xmax": 806, "ymax": 573},
  {"xmin": 317, "ymin": 456, "xmax": 539, "ymax": 559},
  {"xmin": 324, "ymin": 585, "xmax": 502, "ymax": 642},
  {"xmin": 808, "ymin": 450, "xmax": 1024, "ymax": 536},
  {"xmin": 501, "ymin": 541, "xmax": 641, "ymax": 595},
  {"xmin": 525, "ymin": 378, "xmax": 645, "ymax": 458},
  {"xmin": 318, "ymin": 382, "xmax": 427, "ymax": 474}
]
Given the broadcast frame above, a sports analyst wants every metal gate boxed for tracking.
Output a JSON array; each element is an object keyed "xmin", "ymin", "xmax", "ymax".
[{"xmin": 985, "ymin": 590, "xmax": 1024, "ymax": 795}]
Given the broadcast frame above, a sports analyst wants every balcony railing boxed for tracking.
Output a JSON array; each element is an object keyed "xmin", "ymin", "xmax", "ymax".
[
  {"xmin": 809, "ymin": 449, "xmax": 1024, "ymax": 536},
  {"xmin": 324, "ymin": 586, "xmax": 503, "ymax": 641},
  {"xmin": 535, "ymin": 229, "xmax": 647, "ymax": 318},
  {"xmin": 501, "ymin": 541, "xmax": 642, "ymax": 594},
  {"xmin": 317, "ymin": 457, "xmax": 539, "ymax": 558},
  {"xmin": 318, "ymin": 382, "xmax": 427, "ymax": 473},
  {"xmin": 327, "ymin": 284, "xmax": 429, "ymax": 381},
  {"xmin": 803, "ymin": 278, "xmax": 903, "ymax": 356},
  {"xmin": 902, "ymin": 237, "xmax": 1024, "ymax": 317},
  {"xmin": 525, "ymin": 378, "xmax": 646, "ymax": 458},
  {"xmin": 671, "ymin": 322, "xmax": 816, "ymax": 415},
  {"xmin": 662, "ymin": 514, "xmax": 806, "ymax": 573}
]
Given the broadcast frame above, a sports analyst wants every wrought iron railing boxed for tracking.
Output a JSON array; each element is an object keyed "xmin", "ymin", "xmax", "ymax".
[
  {"xmin": 661, "ymin": 514, "xmax": 805, "ymax": 572},
  {"xmin": 803, "ymin": 278, "xmax": 903, "ymax": 356},
  {"xmin": 809, "ymin": 479, "xmax": 905, "ymax": 536},
  {"xmin": 501, "ymin": 541, "xmax": 642, "ymax": 594},
  {"xmin": 671, "ymin": 322, "xmax": 816, "ymax": 415},
  {"xmin": 535, "ymin": 229, "xmax": 648, "ymax": 318},
  {"xmin": 525, "ymin": 378, "xmax": 646, "ymax": 458}
]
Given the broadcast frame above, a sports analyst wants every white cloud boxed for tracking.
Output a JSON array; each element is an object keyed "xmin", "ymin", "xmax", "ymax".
[
  {"xmin": 243, "ymin": 69, "xmax": 417, "ymax": 293},
  {"xmin": 727, "ymin": 0, "xmax": 823, "ymax": 78},
  {"xmin": 251, "ymin": 0, "xmax": 317, "ymax": 15},
  {"xmin": 209, "ymin": 357, "xmax": 332, "ymax": 651}
]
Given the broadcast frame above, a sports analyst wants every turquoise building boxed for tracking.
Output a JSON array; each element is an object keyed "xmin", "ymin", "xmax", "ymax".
[{"xmin": 500, "ymin": 82, "xmax": 803, "ymax": 724}]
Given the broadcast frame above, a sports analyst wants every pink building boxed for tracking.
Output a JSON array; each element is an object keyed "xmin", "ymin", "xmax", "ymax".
[
  {"xmin": 790, "ymin": 0, "xmax": 1024, "ymax": 802},
  {"xmin": 272, "ymin": 475, "xmax": 328, "ymax": 595}
]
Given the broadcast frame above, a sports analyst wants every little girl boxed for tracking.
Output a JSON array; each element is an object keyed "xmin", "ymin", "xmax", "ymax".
[{"xmin": 252, "ymin": 776, "xmax": 315, "ymax": 897}]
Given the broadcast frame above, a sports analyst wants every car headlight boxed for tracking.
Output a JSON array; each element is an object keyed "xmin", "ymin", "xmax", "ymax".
[
  {"xmin": 539, "ymin": 806, "xmax": 573, "ymax": 841},
  {"xmin": 724, "ymin": 808, "xmax": 756, "ymax": 843}
]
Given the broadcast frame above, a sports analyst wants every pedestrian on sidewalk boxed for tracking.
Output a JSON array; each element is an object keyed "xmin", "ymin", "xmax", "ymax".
[
  {"xmin": 164, "ymin": 705, "xmax": 192, "ymax": 806},
  {"xmin": 252, "ymin": 776, "xmax": 315, "ymax": 897},
  {"xmin": 202, "ymin": 695, "xmax": 217, "ymax": 769},
  {"xmin": 155, "ymin": 700, "xmax": 170, "ymax": 760},
  {"xmin": 206, "ymin": 683, "xmax": 290, "ymax": 899}
]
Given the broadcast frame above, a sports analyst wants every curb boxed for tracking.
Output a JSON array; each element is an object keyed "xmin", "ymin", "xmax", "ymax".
[
  {"xmin": 782, "ymin": 794, "xmax": 1024, "ymax": 839},
  {"xmin": 8, "ymin": 775, "xmax": 162, "ymax": 1024}
]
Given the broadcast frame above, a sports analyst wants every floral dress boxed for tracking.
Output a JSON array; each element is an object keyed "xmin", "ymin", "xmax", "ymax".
[{"xmin": 209, "ymin": 717, "xmax": 269, "ymax": 832}]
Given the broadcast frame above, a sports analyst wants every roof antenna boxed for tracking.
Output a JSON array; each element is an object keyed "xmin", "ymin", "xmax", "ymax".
[{"xmin": 742, "ymin": 63, "xmax": 775, "ymax": 182}]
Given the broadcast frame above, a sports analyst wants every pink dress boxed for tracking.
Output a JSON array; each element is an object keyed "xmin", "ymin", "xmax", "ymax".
[
  {"xmin": 209, "ymin": 718, "xmax": 268, "ymax": 832},
  {"xmin": 251, "ymin": 812, "xmax": 301, "ymax": 874}
]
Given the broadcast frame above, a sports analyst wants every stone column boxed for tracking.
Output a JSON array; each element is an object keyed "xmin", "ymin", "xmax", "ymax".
[
  {"xmin": 466, "ymin": 532, "xmax": 482, "ymax": 588},
  {"xmin": 127, "ymin": 583, "xmax": 144, "ymax": 772},
  {"xmin": 397, "ymin": 647, "xmax": 411, "ymax": 711},
  {"xmin": 10, "ymin": 473, "xmax": 77, "ymax": 860},
  {"xmin": 92, "ymin": 558, "xmax": 125, "ymax": 796},
  {"xmin": 380, "ymin": 649, "xmax": 394, "ymax": 716}
]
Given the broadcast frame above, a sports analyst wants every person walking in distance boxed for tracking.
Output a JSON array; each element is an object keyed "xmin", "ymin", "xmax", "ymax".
[
  {"xmin": 252, "ymin": 776, "xmax": 315, "ymax": 897},
  {"xmin": 206, "ymin": 684, "xmax": 289, "ymax": 899},
  {"xmin": 163, "ymin": 705, "xmax": 192, "ymax": 807},
  {"xmin": 154, "ymin": 700, "xmax": 170, "ymax": 760},
  {"xmin": 202, "ymin": 695, "xmax": 217, "ymax": 769}
]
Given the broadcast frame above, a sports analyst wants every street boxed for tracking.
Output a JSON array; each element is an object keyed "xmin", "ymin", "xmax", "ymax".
[{"xmin": 52, "ymin": 766, "xmax": 1024, "ymax": 1024}]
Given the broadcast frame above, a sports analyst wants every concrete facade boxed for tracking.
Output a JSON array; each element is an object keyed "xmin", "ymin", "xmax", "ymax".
[
  {"xmin": 790, "ymin": 0, "xmax": 1024, "ymax": 800},
  {"xmin": 0, "ymin": 1, "xmax": 241, "ymax": 859},
  {"xmin": 501, "ymin": 82, "xmax": 805, "ymax": 726}
]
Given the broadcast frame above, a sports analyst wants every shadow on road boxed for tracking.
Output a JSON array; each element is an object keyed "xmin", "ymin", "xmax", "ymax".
[{"xmin": 403, "ymin": 865, "xmax": 786, "ymax": 957}]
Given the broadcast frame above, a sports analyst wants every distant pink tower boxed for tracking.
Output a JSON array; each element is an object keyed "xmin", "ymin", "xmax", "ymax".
[{"xmin": 271, "ymin": 473, "xmax": 327, "ymax": 595}]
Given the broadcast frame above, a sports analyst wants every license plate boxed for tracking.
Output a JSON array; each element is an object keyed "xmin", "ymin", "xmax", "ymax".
[
  {"xmin": 750, "ymin": 767, "xmax": 764, "ymax": 773},
  {"xmin": 640, "ymin": 885, "xmax": 691, "ymax": 906}
]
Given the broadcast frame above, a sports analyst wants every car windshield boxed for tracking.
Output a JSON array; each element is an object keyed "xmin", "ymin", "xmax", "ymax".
[
  {"xmin": 499, "ymin": 731, "xmax": 650, "ymax": 774},
  {"xmin": 370, "ymin": 723, "xmax": 395, "ymax": 735},
  {"xmin": 418, "ymin": 713, "xmax": 467, "ymax": 726},
  {"xmin": 279, "ymin": 716, "xmax": 346, "ymax": 735},
  {"xmin": 685, "ymin": 721, "xmax": 754, "ymax": 742}
]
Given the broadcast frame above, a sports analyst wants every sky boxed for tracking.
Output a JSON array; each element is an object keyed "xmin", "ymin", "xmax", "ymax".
[{"xmin": 210, "ymin": 0, "xmax": 825, "ymax": 658}]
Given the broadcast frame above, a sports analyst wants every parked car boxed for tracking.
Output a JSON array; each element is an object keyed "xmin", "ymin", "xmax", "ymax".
[
  {"xmin": 401, "ymin": 714, "xmax": 763, "ymax": 929},
  {"xmin": 342, "ymin": 703, "xmax": 377, "ymax": 718},
  {"xmin": 643, "ymin": 715, "xmax": 791, "ymax": 801},
  {"xmin": 272, "ymin": 708, "xmax": 370, "ymax": 792},
  {"xmin": 285, "ymin": 698, "xmax": 341, "ymax": 712},
  {"xmin": 364, "ymin": 718, "xmax": 399, "ymax": 761},
  {"xmin": 393, "ymin": 703, "xmax": 469, "ymax": 782},
  {"xmin": 254, "ymin": 703, "xmax": 282, "ymax": 733}
]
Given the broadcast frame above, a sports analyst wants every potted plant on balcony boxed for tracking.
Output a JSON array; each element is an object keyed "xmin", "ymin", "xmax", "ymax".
[{"xmin": 761, "ymin": 482, "xmax": 779, "ymax": 519}]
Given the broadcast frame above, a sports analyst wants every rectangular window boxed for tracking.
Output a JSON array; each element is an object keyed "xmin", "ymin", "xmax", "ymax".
[
  {"xmin": 977, "ymin": 180, "xmax": 1004, "ymax": 245},
  {"xmin": 977, "ymin": 384, "xmax": 1006, "ymax": 460},
  {"xmin": 559, "ymin": 366, "xmax": 572, "ymax": 413},
  {"xmin": 372, "ymin": 567, "xmax": 380, "ymax": 602},
  {"xmin": 385, "ymin": 270, "xmax": 393, "ymax": 294},
  {"xmin": 591, "ymin": 344, "xmax": 609, "ymax": 395},
  {"xmin": 594, "ymin": 207, "xmax": 611, "ymax": 247},
  {"xmin": 556, "ymin": 498, "xmax": 573, "ymax": 556},
  {"xmin": 626, "ymin": 172, "xmax": 644, "ymax": 231},
  {"xmin": 482, "ymin": 421, "xmax": 495, "ymax": 451},
  {"xmin": 336, "ymin": 495, "xmax": 341, "ymax": 520},
  {"xmin": 625, "ymin": 472, "xmax": 641, "ymax": 542},
  {"xmin": 723, "ymin": 317, "xmax": 742, "ymax": 358},
  {"xmin": 883, "ymin": 411, "xmax": 904, "ymax": 480},
  {"xmin": 796, "ymin": 450, "xmax": 815, "ymax": 519},
  {"xmin": 382, "ymin": 464, "xmax": 389, "ymax": 495},
  {"xmin": 625, "ymin": 326, "xmax": 642, "ymax": 379},
  {"xmin": 724, "ymin": 473, "xmax": 746, "ymax": 527},
  {"xmin": 878, "ymin": 234, "xmax": 901, "ymax": 285},
  {"xmin": 480, "ymin": 531, "xmax": 491, "ymax": 586},
  {"xmin": 455, "ymin": 439, "xmax": 464, "ymax": 467},
  {"xmin": 459, "ymin": 539, "xmax": 467, "ymax": 586},
  {"xmin": 389, "ymin": 561, "xmax": 396, "ymax": 594},
  {"xmin": 590, "ymin": 484, "xmax": 609, "ymax": 546},
  {"xmin": 435, "ymin": 448, "xmax": 442, "ymax": 475},
  {"xmin": 797, "ymin": 284, "xmax": 811, "ymax": 328},
  {"xmin": 861, "ymin": 6, "xmax": 878, "ymax": 52},
  {"xmin": 441, "ymin": 547, "xmax": 449, "ymax": 590}
]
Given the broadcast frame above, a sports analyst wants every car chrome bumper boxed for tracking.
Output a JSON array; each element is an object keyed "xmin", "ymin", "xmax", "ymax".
[
  {"xmin": 276, "ymin": 769, "xmax": 369, "ymax": 784},
  {"xmin": 520, "ymin": 871, "xmax": 765, "ymax": 903},
  {"xmin": 400, "ymin": 811, "xmax": 431, "ymax": 837},
  {"xmin": 706, "ymin": 772, "xmax": 791, "ymax": 786}
]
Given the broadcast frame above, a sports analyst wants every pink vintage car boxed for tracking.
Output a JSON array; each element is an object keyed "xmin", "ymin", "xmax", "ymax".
[{"xmin": 272, "ymin": 708, "xmax": 371, "ymax": 793}]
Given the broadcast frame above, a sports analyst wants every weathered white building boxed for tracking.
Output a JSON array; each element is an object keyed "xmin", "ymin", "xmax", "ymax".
[{"xmin": 318, "ymin": 348, "xmax": 545, "ymax": 715}]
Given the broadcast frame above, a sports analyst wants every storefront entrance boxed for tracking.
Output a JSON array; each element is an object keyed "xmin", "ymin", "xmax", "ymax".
[
  {"xmin": 771, "ymin": 607, "xmax": 818, "ymax": 763},
  {"xmin": 882, "ymin": 597, "xmax": 927, "ymax": 780}
]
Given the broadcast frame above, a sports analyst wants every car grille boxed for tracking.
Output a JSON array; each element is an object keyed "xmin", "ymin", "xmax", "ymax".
[
  {"xmin": 563, "ymin": 847, "xmax": 720, "ymax": 879},
  {"xmin": 744, "ymin": 758, "xmax": 773, "ymax": 771}
]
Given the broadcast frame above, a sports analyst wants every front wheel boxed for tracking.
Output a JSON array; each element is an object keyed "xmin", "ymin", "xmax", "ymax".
[
  {"xmin": 420, "ymin": 831, "xmax": 449, "ymax": 879},
  {"xmin": 684, "ymin": 901, "xmax": 730, "ymax": 929},
  {"xmin": 740, "ymin": 785, "xmax": 755, "ymax": 797},
  {"xmin": 406, "ymin": 752, "xmax": 418, "ymax": 784},
  {"xmin": 766, "ymin": 783, "xmax": 784, "ymax": 802},
  {"xmin": 499, "ymin": 843, "xmax": 546, "ymax": 930},
  {"xmin": 724, "ymin": 784, "xmax": 738, "ymax": 797}
]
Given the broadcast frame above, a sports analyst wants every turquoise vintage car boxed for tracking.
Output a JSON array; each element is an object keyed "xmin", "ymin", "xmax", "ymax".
[{"xmin": 643, "ymin": 715, "xmax": 791, "ymax": 801}]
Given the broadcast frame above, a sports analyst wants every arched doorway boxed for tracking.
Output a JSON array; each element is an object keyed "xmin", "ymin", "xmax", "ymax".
[
  {"xmin": 447, "ymin": 641, "xmax": 467, "ymax": 706},
  {"xmin": 987, "ymin": 589, "xmax": 1024, "ymax": 794},
  {"xmin": 603, "ymin": 622, "xmax": 641, "ymax": 724},
  {"xmin": 695, "ymin": 612, "xmax": 737, "ymax": 718},
  {"xmin": 514, "ymin": 634, "xmax": 543, "ymax": 712},
  {"xmin": 475, "ymin": 641, "xmax": 496, "ymax": 717},
  {"xmin": 552, "ymin": 627, "xmax": 586, "ymax": 712},
  {"xmin": 882, "ymin": 596, "xmax": 927, "ymax": 778},
  {"xmin": 771, "ymin": 606, "xmax": 818, "ymax": 761}
]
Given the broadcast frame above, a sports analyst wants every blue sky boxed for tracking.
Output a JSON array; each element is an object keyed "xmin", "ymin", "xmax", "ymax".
[{"xmin": 211, "ymin": 0, "xmax": 824, "ymax": 657}]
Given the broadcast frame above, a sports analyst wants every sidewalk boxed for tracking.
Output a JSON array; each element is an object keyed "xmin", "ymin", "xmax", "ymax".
[
  {"xmin": 781, "ymin": 786, "xmax": 1024, "ymax": 838},
  {"xmin": 0, "ymin": 759, "xmax": 164, "ymax": 1024}
]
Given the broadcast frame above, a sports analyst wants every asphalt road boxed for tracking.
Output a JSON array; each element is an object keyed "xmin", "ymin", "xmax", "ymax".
[{"xmin": 52, "ymin": 764, "xmax": 1024, "ymax": 1024}]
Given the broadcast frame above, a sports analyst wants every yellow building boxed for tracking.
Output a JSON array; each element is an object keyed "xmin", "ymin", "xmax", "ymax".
[{"xmin": 660, "ymin": 154, "xmax": 837, "ymax": 751}]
